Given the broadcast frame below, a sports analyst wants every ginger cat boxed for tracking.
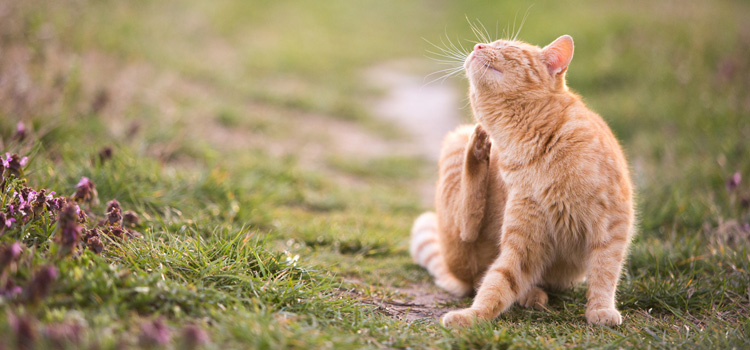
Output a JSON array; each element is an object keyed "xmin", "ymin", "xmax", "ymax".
[{"xmin": 410, "ymin": 35, "xmax": 635, "ymax": 327}]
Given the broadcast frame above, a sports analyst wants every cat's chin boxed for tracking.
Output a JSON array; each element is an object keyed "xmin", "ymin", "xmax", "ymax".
[{"xmin": 465, "ymin": 56, "xmax": 502, "ymax": 89}]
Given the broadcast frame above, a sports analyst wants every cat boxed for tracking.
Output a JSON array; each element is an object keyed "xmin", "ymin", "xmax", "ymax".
[{"xmin": 410, "ymin": 34, "xmax": 635, "ymax": 327}]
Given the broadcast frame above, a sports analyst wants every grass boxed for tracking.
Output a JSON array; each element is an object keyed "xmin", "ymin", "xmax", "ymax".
[{"xmin": 0, "ymin": 0, "xmax": 749, "ymax": 349}]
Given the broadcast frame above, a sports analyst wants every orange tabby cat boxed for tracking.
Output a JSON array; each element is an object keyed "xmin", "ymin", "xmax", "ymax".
[{"xmin": 410, "ymin": 35, "xmax": 635, "ymax": 327}]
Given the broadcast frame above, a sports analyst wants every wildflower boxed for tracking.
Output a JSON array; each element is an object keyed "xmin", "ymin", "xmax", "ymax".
[
  {"xmin": 181, "ymin": 324, "xmax": 210, "ymax": 350},
  {"xmin": 107, "ymin": 226, "xmax": 124, "ymax": 239},
  {"xmin": 31, "ymin": 189, "xmax": 53, "ymax": 216},
  {"xmin": 49, "ymin": 197, "xmax": 65, "ymax": 212},
  {"xmin": 14, "ymin": 121, "xmax": 27, "ymax": 141},
  {"xmin": 24, "ymin": 265, "xmax": 58, "ymax": 304},
  {"xmin": 72, "ymin": 177, "xmax": 98, "ymax": 204},
  {"xmin": 727, "ymin": 172, "xmax": 741, "ymax": 192},
  {"xmin": 0, "ymin": 212, "xmax": 15, "ymax": 232},
  {"xmin": 0, "ymin": 242, "xmax": 22, "ymax": 269},
  {"xmin": 57, "ymin": 203, "xmax": 82, "ymax": 254},
  {"xmin": 98, "ymin": 146, "xmax": 113, "ymax": 163},
  {"xmin": 44, "ymin": 321, "xmax": 83, "ymax": 348},
  {"xmin": 107, "ymin": 206, "xmax": 122, "ymax": 227},
  {"xmin": 77, "ymin": 206, "xmax": 88, "ymax": 224},
  {"xmin": 86, "ymin": 235, "xmax": 104, "ymax": 254},
  {"xmin": 2, "ymin": 153, "xmax": 29, "ymax": 179},
  {"xmin": 123, "ymin": 210, "xmax": 140, "ymax": 227},
  {"xmin": 1, "ymin": 279, "xmax": 23, "ymax": 298},
  {"xmin": 139, "ymin": 318, "xmax": 172, "ymax": 347},
  {"xmin": 83, "ymin": 228, "xmax": 104, "ymax": 254},
  {"xmin": 107, "ymin": 199, "xmax": 121, "ymax": 212},
  {"xmin": 126, "ymin": 228, "xmax": 143, "ymax": 239},
  {"xmin": 8, "ymin": 312, "xmax": 37, "ymax": 350}
]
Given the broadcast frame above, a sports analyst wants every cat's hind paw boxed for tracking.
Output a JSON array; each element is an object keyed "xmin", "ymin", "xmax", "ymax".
[
  {"xmin": 518, "ymin": 286, "xmax": 548, "ymax": 310},
  {"xmin": 585, "ymin": 308, "xmax": 622, "ymax": 326},
  {"xmin": 470, "ymin": 124, "xmax": 491, "ymax": 161},
  {"xmin": 441, "ymin": 308, "xmax": 479, "ymax": 328}
]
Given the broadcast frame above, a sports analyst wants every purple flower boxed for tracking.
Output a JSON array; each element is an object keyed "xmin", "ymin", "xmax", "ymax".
[
  {"xmin": 14, "ymin": 121, "xmax": 27, "ymax": 141},
  {"xmin": 0, "ymin": 242, "xmax": 22, "ymax": 269},
  {"xmin": 107, "ymin": 207, "xmax": 122, "ymax": 226},
  {"xmin": 98, "ymin": 146, "xmax": 113, "ymax": 163},
  {"xmin": 107, "ymin": 200, "xmax": 123, "ymax": 226},
  {"xmin": 25, "ymin": 265, "xmax": 58, "ymax": 304},
  {"xmin": 107, "ymin": 226, "xmax": 124, "ymax": 239},
  {"xmin": 8, "ymin": 312, "xmax": 37, "ymax": 350},
  {"xmin": 181, "ymin": 324, "xmax": 210, "ymax": 349},
  {"xmin": 1, "ymin": 279, "xmax": 23, "ymax": 298},
  {"xmin": 2, "ymin": 153, "xmax": 29, "ymax": 179},
  {"xmin": 727, "ymin": 172, "xmax": 741, "ymax": 192},
  {"xmin": 0, "ymin": 212, "xmax": 15, "ymax": 230},
  {"xmin": 72, "ymin": 177, "xmax": 98, "ymax": 204},
  {"xmin": 83, "ymin": 228, "xmax": 104, "ymax": 254},
  {"xmin": 123, "ymin": 210, "xmax": 140, "ymax": 227},
  {"xmin": 57, "ymin": 203, "xmax": 82, "ymax": 254},
  {"xmin": 86, "ymin": 235, "xmax": 104, "ymax": 254},
  {"xmin": 139, "ymin": 318, "xmax": 172, "ymax": 347},
  {"xmin": 44, "ymin": 321, "xmax": 83, "ymax": 348},
  {"xmin": 106, "ymin": 199, "xmax": 121, "ymax": 212}
]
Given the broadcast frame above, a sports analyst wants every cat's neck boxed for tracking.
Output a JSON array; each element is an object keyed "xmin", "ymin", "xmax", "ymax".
[{"xmin": 472, "ymin": 91, "xmax": 579, "ymax": 168}]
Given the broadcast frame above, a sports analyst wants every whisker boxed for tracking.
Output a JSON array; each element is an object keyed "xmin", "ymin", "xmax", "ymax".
[
  {"xmin": 466, "ymin": 15, "xmax": 489, "ymax": 44},
  {"xmin": 422, "ymin": 68, "xmax": 465, "ymax": 87},
  {"xmin": 476, "ymin": 19, "xmax": 494, "ymax": 43},
  {"xmin": 424, "ymin": 38, "xmax": 466, "ymax": 61},
  {"xmin": 513, "ymin": 6, "xmax": 533, "ymax": 42}
]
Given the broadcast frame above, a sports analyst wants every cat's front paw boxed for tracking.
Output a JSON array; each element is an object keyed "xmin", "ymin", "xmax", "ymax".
[
  {"xmin": 441, "ymin": 308, "xmax": 479, "ymax": 328},
  {"xmin": 585, "ymin": 308, "xmax": 622, "ymax": 326},
  {"xmin": 471, "ymin": 125, "xmax": 491, "ymax": 161}
]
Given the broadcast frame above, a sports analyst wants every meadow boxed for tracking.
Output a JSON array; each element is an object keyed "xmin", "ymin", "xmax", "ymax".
[{"xmin": 0, "ymin": 0, "xmax": 748, "ymax": 348}]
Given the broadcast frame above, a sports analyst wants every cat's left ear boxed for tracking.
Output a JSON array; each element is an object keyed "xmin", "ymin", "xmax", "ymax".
[{"xmin": 541, "ymin": 35, "xmax": 574, "ymax": 76}]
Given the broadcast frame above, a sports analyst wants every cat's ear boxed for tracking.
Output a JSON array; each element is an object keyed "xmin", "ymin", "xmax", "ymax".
[{"xmin": 541, "ymin": 35, "xmax": 574, "ymax": 76}]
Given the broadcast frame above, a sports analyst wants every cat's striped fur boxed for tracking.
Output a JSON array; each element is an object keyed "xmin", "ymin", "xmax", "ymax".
[{"xmin": 410, "ymin": 35, "xmax": 635, "ymax": 327}]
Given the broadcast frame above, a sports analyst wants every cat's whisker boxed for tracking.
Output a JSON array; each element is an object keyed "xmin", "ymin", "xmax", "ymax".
[
  {"xmin": 428, "ymin": 35, "xmax": 468, "ymax": 59},
  {"xmin": 440, "ymin": 32, "xmax": 470, "ymax": 60},
  {"xmin": 444, "ymin": 34, "xmax": 469, "ymax": 60},
  {"xmin": 424, "ymin": 66, "xmax": 465, "ymax": 79},
  {"xmin": 475, "ymin": 19, "xmax": 494, "ymax": 43},
  {"xmin": 512, "ymin": 6, "xmax": 532, "ymax": 42},
  {"xmin": 424, "ymin": 40, "xmax": 467, "ymax": 62},
  {"xmin": 466, "ymin": 15, "xmax": 490, "ymax": 44},
  {"xmin": 422, "ymin": 66, "xmax": 465, "ymax": 87}
]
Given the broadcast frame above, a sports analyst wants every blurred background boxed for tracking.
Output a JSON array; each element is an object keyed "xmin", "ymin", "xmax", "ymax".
[{"xmin": 0, "ymin": 0, "xmax": 748, "ymax": 348}]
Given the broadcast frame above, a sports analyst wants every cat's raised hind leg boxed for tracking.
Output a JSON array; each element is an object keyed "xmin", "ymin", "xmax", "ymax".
[{"xmin": 457, "ymin": 124, "xmax": 492, "ymax": 243}]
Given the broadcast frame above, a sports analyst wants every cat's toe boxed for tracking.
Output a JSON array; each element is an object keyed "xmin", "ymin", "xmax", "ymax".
[
  {"xmin": 585, "ymin": 308, "xmax": 622, "ymax": 326},
  {"xmin": 519, "ymin": 287, "xmax": 548, "ymax": 310},
  {"xmin": 471, "ymin": 125, "xmax": 491, "ymax": 161},
  {"xmin": 441, "ymin": 308, "xmax": 479, "ymax": 328}
]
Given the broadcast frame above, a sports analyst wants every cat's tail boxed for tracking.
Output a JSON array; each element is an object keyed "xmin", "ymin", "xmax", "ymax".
[{"xmin": 410, "ymin": 212, "xmax": 472, "ymax": 296}]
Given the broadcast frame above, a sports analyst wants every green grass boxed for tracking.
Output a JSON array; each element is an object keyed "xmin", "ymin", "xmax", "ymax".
[{"xmin": 1, "ymin": 0, "xmax": 749, "ymax": 348}]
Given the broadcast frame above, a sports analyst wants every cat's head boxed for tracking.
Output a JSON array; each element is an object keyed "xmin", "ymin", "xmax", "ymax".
[{"xmin": 464, "ymin": 35, "xmax": 574, "ymax": 97}]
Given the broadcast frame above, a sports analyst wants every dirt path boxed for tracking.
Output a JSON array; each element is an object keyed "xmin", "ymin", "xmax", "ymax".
[{"xmin": 363, "ymin": 60, "xmax": 466, "ymax": 322}]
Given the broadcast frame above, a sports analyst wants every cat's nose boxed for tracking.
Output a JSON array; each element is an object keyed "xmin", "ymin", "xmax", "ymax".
[{"xmin": 474, "ymin": 44, "xmax": 486, "ymax": 51}]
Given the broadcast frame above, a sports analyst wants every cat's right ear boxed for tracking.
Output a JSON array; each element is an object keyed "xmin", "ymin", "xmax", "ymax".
[{"xmin": 541, "ymin": 35, "xmax": 574, "ymax": 76}]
